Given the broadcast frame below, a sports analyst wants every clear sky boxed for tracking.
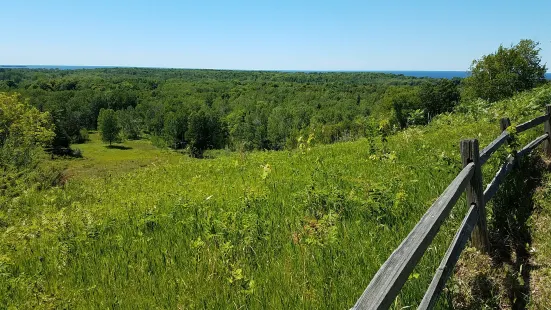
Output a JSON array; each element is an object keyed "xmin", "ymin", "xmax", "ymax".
[{"xmin": 2, "ymin": 0, "xmax": 550, "ymax": 71}]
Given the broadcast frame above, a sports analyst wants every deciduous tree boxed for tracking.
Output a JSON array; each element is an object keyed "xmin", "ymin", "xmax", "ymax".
[
  {"xmin": 464, "ymin": 39, "xmax": 547, "ymax": 102},
  {"xmin": 97, "ymin": 108, "xmax": 120, "ymax": 145}
]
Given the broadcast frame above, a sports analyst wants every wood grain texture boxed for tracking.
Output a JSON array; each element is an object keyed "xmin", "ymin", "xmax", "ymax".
[
  {"xmin": 352, "ymin": 111, "xmax": 550, "ymax": 309},
  {"xmin": 460, "ymin": 139, "xmax": 489, "ymax": 253},
  {"xmin": 418, "ymin": 204, "xmax": 479, "ymax": 310},
  {"xmin": 543, "ymin": 105, "xmax": 551, "ymax": 156},
  {"xmin": 479, "ymin": 131, "xmax": 509, "ymax": 166},
  {"xmin": 500, "ymin": 118, "xmax": 511, "ymax": 132},
  {"xmin": 517, "ymin": 133, "xmax": 549, "ymax": 158},
  {"xmin": 515, "ymin": 114, "xmax": 549, "ymax": 133},
  {"xmin": 352, "ymin": 163, "xmax": 475, "ymax": 310}
]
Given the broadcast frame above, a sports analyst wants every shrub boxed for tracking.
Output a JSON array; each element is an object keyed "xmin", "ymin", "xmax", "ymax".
[{"xmin": 0, "ymin": 92, "xmax": 56, "ymax": 201}]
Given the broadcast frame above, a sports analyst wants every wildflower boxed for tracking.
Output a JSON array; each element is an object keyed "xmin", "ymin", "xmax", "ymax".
[{"xmin": 261, "ymin": 164, "xmax": 272, "ymax": 179}]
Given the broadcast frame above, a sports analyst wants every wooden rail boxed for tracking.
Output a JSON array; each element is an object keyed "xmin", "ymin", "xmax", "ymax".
[
  {"xmin": 518, "ymin": 133, "xmax": 549, "ymax": 158},
  {"xmin": 483, "ymin": 155, "xmax": 514, "ymax": 204},
  {"xmin": 479, "ymin": 131, "xmax": 509, "ymax": 166},
  {"xmin": 352, "ymin": 105, "xmax": 551, "ymax": 310},
  {"xmin": 516, "ymin": 114, "xmax": 549, "ymax": 133},
  {"xmin": 352, "ymin": 164, "xmax": 474, "ymax": 309},
  {"xmin": 418, "ymin": 204, "xmax": 479, "ymax": 309}
]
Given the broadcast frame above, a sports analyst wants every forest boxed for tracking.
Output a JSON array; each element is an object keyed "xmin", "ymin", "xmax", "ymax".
[{"xmin": 0, "ymin": 67, "xmax": 462, "ymax": 157}]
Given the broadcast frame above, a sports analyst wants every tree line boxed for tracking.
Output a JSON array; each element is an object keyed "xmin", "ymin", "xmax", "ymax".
[
  {"xmin": 0, "ymin": 39, "xmax": 547, "ymax": 157},
  {"xmin": 0, "ymin": 68, "xmax": 456, "ymax": 157}
]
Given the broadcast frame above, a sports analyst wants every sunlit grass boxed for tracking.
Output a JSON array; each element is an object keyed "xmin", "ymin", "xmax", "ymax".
[
  {"xmin": 64, "ymin": 133, "xmax": 182, "ymax": 180},
  {"xmin": 1, "ymin": 86, "xmax": 550, "ymax": 309},
  {"xmin": 527, "ymin": 169, "xmax": 551, "ymax": 309}
]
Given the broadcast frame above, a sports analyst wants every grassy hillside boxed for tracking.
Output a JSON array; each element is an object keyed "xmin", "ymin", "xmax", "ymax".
[
  {"xmin": 530, "ymin": 171, "xmax": 551, "ymax": 308},
  {"xmin": 1, "ymin": 85, "xmax": 551, "ymax": 309}
]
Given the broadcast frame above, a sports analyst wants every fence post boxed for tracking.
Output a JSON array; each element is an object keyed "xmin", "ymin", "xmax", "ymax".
[
  {"xmin": 500, "ymin": 117, "xmax": 517, "ymax": 162},
  {"xmin": 460, "ymin": 139, "xmax": 489, "ymax": 253},
  {"xmin": 500, "ymin": 117, "xmax": 511, "ymax": 133},
  {"xmin": 544, "ymin": 105, "xmax": 551, "ymax": 156}
]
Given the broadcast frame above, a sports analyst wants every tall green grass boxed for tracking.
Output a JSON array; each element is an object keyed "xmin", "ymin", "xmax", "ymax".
[{"xmin": 1, "ymin": 86, "xmax": 551, "ymax": 309}]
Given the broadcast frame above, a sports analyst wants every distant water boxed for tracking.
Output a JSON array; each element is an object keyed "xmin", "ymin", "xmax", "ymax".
[
  {"xmin": 383, "ymin": 71, "xmax": 551, "ymax": 79},
  {"xmin": 380, "ymin": 71, "xmax": 470, "ymax": 79},
  {"xmin": 1, "ymin": 65, "xmax": 550, "ymax": 80},
  {"xmin": 277, "ymin": 70, "xmax": 471, "ymax": 79}
]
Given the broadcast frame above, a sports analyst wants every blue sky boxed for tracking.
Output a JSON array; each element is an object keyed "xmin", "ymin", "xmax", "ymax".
[{"xmin": 2, "ymin": 0, "xmax": 550, "ymax": 71}]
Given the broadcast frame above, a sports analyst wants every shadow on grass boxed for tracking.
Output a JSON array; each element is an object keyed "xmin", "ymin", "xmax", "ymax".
[
  {"xmin": 444, "ymin": 155, "xmax": 550, "ymax": 309},
  {"xmin": 487, "ymin": 155, "xmax": 548, "ymax": 309},
  {"xmin": 105, "ymin": 145, "xmax": 133, "ymax": 150}
]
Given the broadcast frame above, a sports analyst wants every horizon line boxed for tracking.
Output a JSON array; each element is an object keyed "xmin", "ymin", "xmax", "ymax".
[
  {"xmin": 0, "ymin": 64, "xmax": 471, "ymax": 72},
  {"xmin": 2, "ymin": 65, "xmax": 551, "ymax": 74}
]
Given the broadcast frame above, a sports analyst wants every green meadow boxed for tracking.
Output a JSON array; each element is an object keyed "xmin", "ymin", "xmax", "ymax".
[
  {"xmin": 2, "ymin": 86, "xmax": 550, "ymax": 309},
  {"xmin": 65, "ymin": 133, "xmax": 182, "ymax": 180}
]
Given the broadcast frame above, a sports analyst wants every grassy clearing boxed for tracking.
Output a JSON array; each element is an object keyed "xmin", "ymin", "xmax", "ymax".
[
  {"xmin": 64, "ymin": 133, "xmax": 182, "ymax": 180},
  {"xmin": 1, "ymin": 86, "xmax": 551, "ymax": 309}
]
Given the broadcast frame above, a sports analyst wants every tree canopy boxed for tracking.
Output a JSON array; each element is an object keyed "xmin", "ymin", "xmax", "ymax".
[
  {"xmin": 5, "ymin": 60, "xmax": 543, "ymax": 153},
  {"xmin": 97, "ymin": 108, "xmax": 120, "ymax": 145},
  {"xmin": 0, "ymin": 92, "xmax": 55, "ymax": 198},
  {"xmin": 1, "ymin": 92, "xmax": 52, "ymax": 138},
  {"xmin": 464, "ymin": 39, "xmax": 547, "ymax": 102}
]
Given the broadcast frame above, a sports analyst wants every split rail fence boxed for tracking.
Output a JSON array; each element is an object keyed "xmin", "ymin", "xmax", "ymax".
[{"xmin": 352, "ymin": 105, "xmax": 551, "ymax": 310}]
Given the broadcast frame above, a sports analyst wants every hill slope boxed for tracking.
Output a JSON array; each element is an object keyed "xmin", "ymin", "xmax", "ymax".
[{"xmin": 1, "ymin": 85, "xmax": 551, "ymax": 308}]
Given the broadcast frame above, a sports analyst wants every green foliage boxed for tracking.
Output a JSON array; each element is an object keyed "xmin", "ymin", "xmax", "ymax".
[
  {"xmin": 464, "ymin": 39, "xmax": 547, "ymax": 102},
  {"xmin": 138, "ymin": 101, "xmax": 165, "ymax": 136},
  {"xmin": 419, "ymin": 79, "xmax": 460, "ymax": 119},
  {"xmin": 186, "ymin": 109, "xmax": 226, "ymax": 157},
  {"xmin": 79, "ymin": 128, "xmax": 89, "ymax": 142},
  {"xmin": 162, "ymin": 109, "xmax": 188, "ymax": 149},
  {"xmin": 529, "ymin": 172, "xmax": 551, "ymax": 308},
  {"xmin": 1, "ymin": 85, "xmax": 551, "ymax": 308},
  {"xmin": 0, "ymin": 92, "xmax": 56, "ymax": 202},
  {"xmin": 226, "ymin": 103, "xmax": 269, "ymax": 151},
  {"xmin": 116, "ymin": 106, "xmax": 142, "ymax": 140},
  {"xmin": 407, "ymin": 109, "xmax": 426, "ymax": 126},
  {"xmin": 1, "ymin": 68, "xmax": 452, "ymax": 153},
  {"xmin": 383, "ymin": 86, "xmax": 422, "ymax": 128},
  {"xmin": 97, "ymin": 108, "xmax": 121, "ymax": 145},
  {"xmin": 3, "ymin": 54, "xmax": 551, "ymax": 308},
  {"xmin": 49, "ymin": 114, "xmax": 72, "ymax": 154},
  {"xmin": 0, "ymin": 93, "xmax": 55, "ymax": 166},
  {"xmin": 267, "ymin": 106, "xmax": 293, "ymax": 150}
]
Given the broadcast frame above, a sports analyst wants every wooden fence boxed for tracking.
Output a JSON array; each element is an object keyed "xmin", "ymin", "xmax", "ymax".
[{"xmin": 352, "ymin": 105, "xmax": 551, "ymax": 310}]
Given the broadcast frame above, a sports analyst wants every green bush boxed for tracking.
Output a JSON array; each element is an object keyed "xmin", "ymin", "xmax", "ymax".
[{"xmin": 0, "ymin": 92, "xmax": 56, "ymax": 203}]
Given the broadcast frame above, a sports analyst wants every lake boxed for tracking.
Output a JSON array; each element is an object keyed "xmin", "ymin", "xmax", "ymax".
[{"xmin": 1, "ymin": 65, "xmax": 550, "ymax": 80}]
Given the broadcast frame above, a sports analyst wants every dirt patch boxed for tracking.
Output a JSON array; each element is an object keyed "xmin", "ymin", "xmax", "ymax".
[{"xmin": 448, "ymin": 155, "xmax": 547, "ymax": 309}]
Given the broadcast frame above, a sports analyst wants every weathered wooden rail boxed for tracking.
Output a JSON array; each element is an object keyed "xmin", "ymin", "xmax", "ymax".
[{"xmin": 352, "ymin": 105, "xmax": 551, "ymax": 310}]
